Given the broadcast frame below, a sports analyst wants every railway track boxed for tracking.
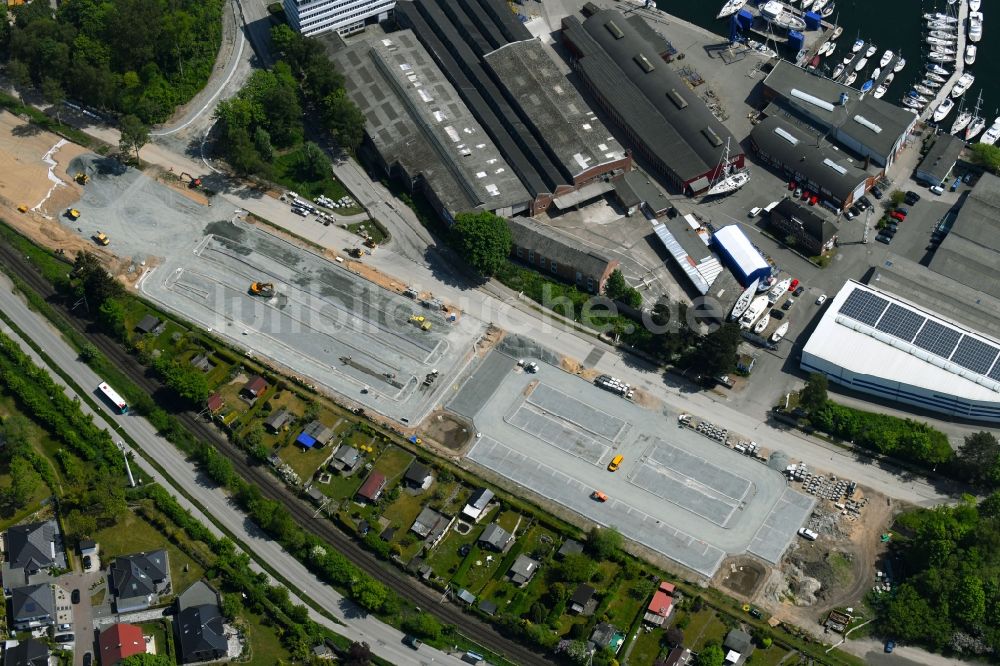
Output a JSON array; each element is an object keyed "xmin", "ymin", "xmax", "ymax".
[{"xmin": 0, "ymin": 239, "xmax": 548, "ymax": 666}]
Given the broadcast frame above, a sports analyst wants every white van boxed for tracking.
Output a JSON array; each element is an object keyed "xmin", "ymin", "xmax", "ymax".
[
  {"xmin": 797, "ymin": 527, "xmax": 819, "ymax": 541},
  {"xmin": 762, "ymin": 200, "xmax": 781, "ymax": 214}
]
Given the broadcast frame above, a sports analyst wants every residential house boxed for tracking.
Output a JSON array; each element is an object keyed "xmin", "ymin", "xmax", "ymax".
[
  {"xmin": 134, "ymin": 315, "xmax": 162, "ymax": 335},
  {"xmin": 478, "ymin": 600, "xmax": 498, "ymax": 616},
  {"xmin": 79, "ymin": 539, "xmax": 98, "ymax": 558},
  {"xmin": 2, "ymin": 639, "xmax": 49, "ymax": 666},
  {"xmin": 109, "ymin": 550, "xmax": 171, "ymax": 612},
  {"xmin": 557, "ymin": 539, "xmax": 584, "ymax": 559},
  {"xmin": 723, "ymin": 628, "xmax": 753, "ymax": 665},
  {"xmin": 331, "ymin": 445, "xmax": 360, "ymax": 472},
  {"xmin": 99, "ymin": 623, "xmax": 147, "ymax": 666},
  {"xmin": 456, "ymin": 589, "xmax": 476, "ymax": 605},
  {"xmin": 205, "ymin": 393, "xmax": 224, "ymax": 415},
  {"xmin": 175, "ymin": 581, "xmax": 228, "ymax": 664},
  {"xmin": 305, "ymin": 487, "xmax": 327, "ymax": 507},
  {"xmin": 2, "ymin": 521, "xmax": 62, "ymax": 588},
  {"xmin": 461, "ymin": 488, "xmax": 494, "ymax": 522},
  {"xmin": 296, "ymin": 420, "xmax": 335, "ymax": 448},
  {"xmin": 9, "ymin": 584, "xmax": 55, "ymax": 630},
  {"xmin": 643, "ymin": 582, "xmax": 675, "ymax": 626},
  {"xmin": 589, "ymin": 622, "xmax": 625, "ymax": 655},
  {"xmin": 311, "ymin": 645, "xmax": 335, "ymax": 661},
  {"xmin": 263, "ymin": 408, "xmax": 292, "ymax": 434},
  {"xmin": 409, "ymin": 507, "xmax": 450, "ymax": 548},
  {"xmin": 477, "ymin": 523, "xmax": 512, "ymax": 553},
  {"xmin": 507, "ymin": 555, "xmax": 540, "ymax": 586},
  {"xmin": 656, "ymin": 646, "xmax": 693, "ymax": 666},
  {"xmin": 768, "ymin": 199, "xmax": 838, "ymax": 256},
  {"xmin": 569, "ymin": 584, "xmax": 596, "ymax": 615},
  {"xmin": 508, "ymin": 217, "xmax": 619, "ymax": 294},
  {"xmin": 240, "ymin": 375, "xmax": 268, "ymax": 403},
  {"xmin": 189, "ymin": 353, "xmax": 215, "ymax": 373},
  {"xmin": 356, "ymin": 471, "xmax": 387, "ymax": 504},
  {"xmin": 403, "ymin": 461, "xmax": 433, "ymax": 491}
]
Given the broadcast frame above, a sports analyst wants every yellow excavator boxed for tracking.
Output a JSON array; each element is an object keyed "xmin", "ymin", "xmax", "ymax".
[{"xmin": 249, "ymin": 282, "xmax": 275, "ymax": 297}]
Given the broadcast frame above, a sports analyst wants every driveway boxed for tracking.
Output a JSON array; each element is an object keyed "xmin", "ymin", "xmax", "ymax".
[{"xmin": 55, "ymin": 569, "xmax": 105, "ymax": 665}]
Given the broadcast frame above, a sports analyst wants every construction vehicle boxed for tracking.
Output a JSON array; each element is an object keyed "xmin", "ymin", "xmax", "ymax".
[
  {"xmin": 348, "ymin": 247, "xmax": 363, "ymax": 258},
  {"xmin": 67, "ymin": 208, "xmax": 81, "ymax": 220},
  {"xmin": 17, "ymin": 204, "xmax": 27, "ymax": 213},
  {"xmin": 363, "ymin": 238, "xmax": 377, "ymax": 249},
  {"xmin": 249, "ymin": 282, "xmax": 275, "ymax": 297},
  {"xmin": 74, "ymin": 172, "xmax": 89, "ymax": 185},
  {"xmin": 180, "ymin": 172, "xmax": 202, "ymax": 188},
  {"xmin": 93, "ymin": 232, "xmax": 109, "ymax": 246}
]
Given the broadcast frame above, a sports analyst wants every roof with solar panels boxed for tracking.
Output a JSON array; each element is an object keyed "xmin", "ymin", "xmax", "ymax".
[{"xmin": 802, "ymin": 280, "xmax": 1000, "ymax": 402}]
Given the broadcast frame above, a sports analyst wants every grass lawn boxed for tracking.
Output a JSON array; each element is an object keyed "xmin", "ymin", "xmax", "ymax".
[
  {"xmin": 279, "ymin": 440, "xmax": 335, "ymax": 481},
  {"xmin": 629, "ymin": 628, "xmax": 666, "ymax": 666},
  {"xmin": 272, "ymin": 149, "xmax": 359, "ymax": 213},
  {"xmin": 90, "ymin": 589, "xmax": 106, "ymax": 606},
  {"xmin": 459, "ymin": 544, "xmax": 507, "ymax": 594},
  {"xmin": 213, "ymin": 378, "xmax": 252, "ymax": 421},
  {"xmin": 491, "ymin": 509, "xmax": 521, "ymax": 533},
  {"xmin": 517, "ymin": 524, "xmax": 560, "ymax": 562},
  {"xmin": 373, "ymin": 445, "xmax": 414, "ymax": 483},
  {"xmin": 426, "ymin": 527, "xmax": 475, "ymax": 580},
  {"xmin": 381, "ymin": 490, "xmax": 426, "ymax": 534},
  {"xmin": 752, "ymin": 645, "xmax": 792, "ymax": 665},
  {"xmin": 605, "ymin": 576, "xmax": 655, "ymax": 629},
  {"xmin": 92, "ymin": 510, "xmax": 205, "ymax": 592},
  {"xmin": 683, "ymin": 608, "xmax": 730, "ymax": 651},
  {"xmin": 317, "ymin": 468, "xmax": 365, "ymax": 503},
  {"xmin": 241, "ymin": 611, "xmax": 292, "ymax": 666},
  {"xmin": 139, "ymin": 621, "xmax": 171, "ymax": 660},
  {"xmin": 346, "ymin": 220, "xmax": 386, "ymax": 244},
  {"xmin": 428, "ymin": 479, "xmax": 469, "ymax": 515}
]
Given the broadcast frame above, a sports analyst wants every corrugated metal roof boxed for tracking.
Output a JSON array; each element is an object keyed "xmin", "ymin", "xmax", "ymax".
[{"xmin": 652, "ymin": 223, "xmax": 711, "ymax": 294}]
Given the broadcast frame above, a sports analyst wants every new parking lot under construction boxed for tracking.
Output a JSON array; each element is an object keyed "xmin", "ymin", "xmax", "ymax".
[{"xmin": 455, "ymin": 351, "xmax": 814, "ymax": 578}]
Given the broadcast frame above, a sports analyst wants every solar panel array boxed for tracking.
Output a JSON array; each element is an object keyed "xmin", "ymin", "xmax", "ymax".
[{"xmin": 837, "ymin": 287, "xmax": 1000, "ymax": 383}]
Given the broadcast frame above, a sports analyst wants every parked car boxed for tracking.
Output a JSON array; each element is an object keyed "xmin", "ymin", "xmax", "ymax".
[
  {"xmin": 71, "ymin": 589, "xmax": 80, "ymax": 604},
  {"xmin": 800, "ymin": 189, "xmax": 811, "ymax": 201},
  {"xmin": 781, "ymin": 299, "xmax": 794, "ymax": 311},
  {"xmin": 872, "ymin": 186, "xmax": 884, "ymax": 199},
  {"xmin": 789, "ymin": 279, "xmax": 799, "ymax": 291},
  {"xmin": 793, "ymin": 286, "xmax": 805, "ymax": 297},
  {"xmin": 82, "ymin": 555, "xmax": 92, "ymax": 570},
  {"xmin": 904, "ymin": 190, "xmax": 921, "ymax": 205},
  {"xmin": 847, "ymin": 205, "xmax": 861, "ymax": 219},
  {"xmin": 855, "ymin": 198, "xmax": 870, "ymax": 211},
  {"xmin": 816, "ymin": 294, "xmax": 827, "ymax": 305},
  {"xmin": 749, "ymin": 206, "xmax": 762, "ymax": 217},
  {"xmin": 793, "ymin": 187, "xmax": 803, "ymax": 197},
  {"xmin": 876, "ymin": 234, "xmax": 892, "ymax": 244},
  {"xmin": 83, "ymin": 654, "xmax": 92, "ymax": 666},
  {"xmin": 54, "ymin": 635, "xmax": 74, "ymax": 644},
  {"xmin": 797, "ymin": 527, "xmax": 819, "ymax": 540},
  {"xmin": 896, "ymin": 207, "xmax": 909, "ymax": 216},
  {"xmin": 770, "ymin": 309, "xmax": 785, "ymax": 320},
  {"xmin": 788, "ymin": 180, "xmax": 796, "ymax": 191},
  {"xmin": 809, "ymin": 195, "xmax": 818, "ymax": 206},
  {"xmin": 885, "ymin": 223, "xmax": 898, "ymax": 233},
  {"xmin": 890, "ymin": 211, "xmax": 906, "ymax": 222},
  {"xmin": 885, "ymin": 640, "xmax": 896, "ymax": 653},
  {"xmin": 883, "ymin": 227, "xmax": 896, "ymax": 237},
  {"xmin": 930, "ymin": 184, "xmax": 945, "ymax": 195},
  {"xmin": 951, "ymin": 177, "xmax": 961, "ymax": 192}
]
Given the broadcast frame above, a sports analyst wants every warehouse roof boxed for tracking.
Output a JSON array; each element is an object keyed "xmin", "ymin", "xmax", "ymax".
[
  {"xmin": 750, "ymin": 116, "xmax": 869, "ymax": 202},
  {"xmin": 508, "ymin": 216, "xmax": 617, "ymax": 279},
  {"xmin": 929, "ymin": 173, "xmax": 1000, "ymax": 300},
  {"xmin": 563, "ymin": 11, "xmax": 741, "ymax": 183},
  {"xmin": 916, "ymin": 134, "xmax": 964, "ymax": 185},
  {"xmin": 763, "ymin": 61, "xmax": 915, "ymax": 161},
  {"xmin": 396, "ymin": 0, "xmax": 563, "ymax": 195},
  {"xmin": 772, "ymin": 199, "xmax": 838, "ymax": 245},
  {"xmin": 331, "ymin": 30, "xmax": 529, "ymax": 215},
  {"xmin": 484, "ymin": 39, "xmax": 625, "ymax": 180},
  {"xmin": 803, "ymin": 280, "xmax": 1000, "ymax": 402}
]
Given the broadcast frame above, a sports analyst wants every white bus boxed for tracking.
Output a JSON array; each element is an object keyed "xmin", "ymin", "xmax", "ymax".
[{"xmin": 97, "ymin": 381, "xmax": 128, "ymax": 414}]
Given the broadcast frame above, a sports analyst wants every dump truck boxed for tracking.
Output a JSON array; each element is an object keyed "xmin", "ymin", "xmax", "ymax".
[
  {"xmin": 249, "ymin": 282, "xmax": 275, "ymax": 297},
  {"xmin": 67, "ymin": 208, "xmax": 81, "ymax": 220},
  {"xmin": 93, "ymin": 232, "xmax": 109, "ymax": 246}
]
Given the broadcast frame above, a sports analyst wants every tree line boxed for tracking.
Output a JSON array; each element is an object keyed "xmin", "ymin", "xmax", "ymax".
[{"xmin": 0, "ymin": 0, "xmax": 223, "ymax": 123}]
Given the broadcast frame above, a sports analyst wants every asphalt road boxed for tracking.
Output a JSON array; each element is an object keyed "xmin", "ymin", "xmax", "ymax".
[{"xmin": 0, "ymin": 272, "xmax": 468, "ymax": 666}]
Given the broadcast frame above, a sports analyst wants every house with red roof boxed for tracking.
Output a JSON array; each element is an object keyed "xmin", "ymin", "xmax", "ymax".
[
  {"xmin": 99, "ymin": 623, "xmax": 146, "ymax": 666},
  {"xmin": 240, "ymin": 375, "xmax": 268, "ymax": 404},
  {"xmin": 205, "ymin": 393, "xmax": 224, "ymax": 415},
  {"xmin": 643, "ymin": 581, "xmax": 676, "ymax": 626},
  {"xmin": 356, "ymin": 471, "xmax": 387, "ymax": 503}
]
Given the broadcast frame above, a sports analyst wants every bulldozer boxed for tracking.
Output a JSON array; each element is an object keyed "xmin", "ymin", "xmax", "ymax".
[
  {"xmin": 66, "ymin": 208, "xmax": 81, "ymax": 220},
  {"xmin": 249, "ymin": 282, "xmax": 275, "ymax": 297},
  {"xmin": 93, "ymin": 231, "xmax": 109, "ymax": 246}
]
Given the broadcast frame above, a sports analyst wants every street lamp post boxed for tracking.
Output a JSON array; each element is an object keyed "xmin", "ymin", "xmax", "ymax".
[{"xmin": 117, "ymin": 440, "xmax": 136, "ymax": 488}]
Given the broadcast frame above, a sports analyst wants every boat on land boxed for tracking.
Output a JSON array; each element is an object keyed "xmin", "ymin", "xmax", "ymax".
[
  {"xmin": 760, "ymin": 1, "xmax": 807, "ymax": 30},
  {"xmin": 706, "ymin": 137, "xmax": 750, "ymax": 196},
  {"xmin": 934, "ymin": 96, "xmax": 956, "ymax": 122},
  {"xmin": 951, "ymin": 72, "xmax": 975, "ymax": 98},
  {"xmin": 771, "ymin": 322, "xmax": 790, "ymax": 343},
  {"xmin": 739, "ymin": 295, "xmax": 770, "ymax": 330},
  {"xmin": 730, "ymin": 279, "xmax": 761, "ymax": 321},
  {"xmin": 716, "ymin": 0, "xmax": 748, "ymax": 19},
  {"xmin": 753, "ymin": 312, "xmax": 771, "ymax": 335},
  {"xmin": 767, "ymin": 278, "xmax": 792, "ymax": 304}
]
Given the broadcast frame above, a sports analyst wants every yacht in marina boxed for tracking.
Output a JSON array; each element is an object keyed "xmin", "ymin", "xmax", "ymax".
[
  {"xmin": 716, "ymin": 0, "xmax": 748, "ymax": 19},
  {"xmin": 965, "ymin": 44, "xmax": 977, "ymax": 65},
  {"xmin": 934, "ymin": 96, "xmax": 955, "ymax": 122},
  {"xmin": 951, "ymin": 72, "xmax": 975, "ymax": 98}
]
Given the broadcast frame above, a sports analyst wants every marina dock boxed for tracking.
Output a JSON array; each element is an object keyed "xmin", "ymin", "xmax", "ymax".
[{"xmin": 921, "ymin": 1, "xmax": 970, "ymax": 123}]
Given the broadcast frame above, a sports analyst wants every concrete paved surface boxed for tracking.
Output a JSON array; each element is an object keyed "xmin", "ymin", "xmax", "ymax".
[
  {"xmin": 0, "ymin": 272, "xmax": 466, "ymax": 666},
  {"xmin": 460, "ymin": 352, "xmax": 812, "ymax": 577}
]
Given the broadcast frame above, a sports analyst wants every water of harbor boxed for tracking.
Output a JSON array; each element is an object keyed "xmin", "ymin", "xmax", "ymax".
[{"xmin": 658, "ymin": 0, "xmax": 999, "ymax": 124}]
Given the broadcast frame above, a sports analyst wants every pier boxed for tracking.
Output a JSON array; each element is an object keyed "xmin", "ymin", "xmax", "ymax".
[{"xmin": 921, "ymin": 1, "xmax": 970, "ymax": 123}]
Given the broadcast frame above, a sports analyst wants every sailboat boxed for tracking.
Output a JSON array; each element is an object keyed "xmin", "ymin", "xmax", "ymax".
[
  {"xmin": 771, "ymin": 322, "xmax": 790, "ymax": 343},
  {"xmin": 716, "ymin": 0, "xmax": 748, "ymax": 19},
  {"xmin": 753, "ymin": 312, "xmax": 771, "ymax": 335},
  {"xmin": 951, "ymin": 97, "xmax": 972, "ymax": 134},
  {"xmin": 966, "ymin": 91, "xmax": 986, "ymax": 141},
  {"xmin": 730, "ymin": 279, "xmax": 761, "ymax": 321},
  {"xmin": 706, "ymin": 138, "xmax": 750, "ymax": 196}
]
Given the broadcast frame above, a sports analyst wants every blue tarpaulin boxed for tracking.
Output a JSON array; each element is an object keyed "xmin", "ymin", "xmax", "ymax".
[{"xmin": 296, "ymin": 432, "xmax": 317, "ymax": 448}]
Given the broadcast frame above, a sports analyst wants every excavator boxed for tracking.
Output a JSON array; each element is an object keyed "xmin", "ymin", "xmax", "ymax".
[
  {"xmin": 180, "ymin": 172, "xmax": 202, "ymax": 189},
  {"xmin": 249, "ymin": 282, "xmax": 275, "ymax": 297}
]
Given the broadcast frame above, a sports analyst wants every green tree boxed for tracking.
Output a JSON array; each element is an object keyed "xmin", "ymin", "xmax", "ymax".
[
  {"xmin": 971, "ymin": 143, "xmax": 1000, "ymax": 175},
  {"xmin": 120, "ymin": 654, "xmax": 174, "ymax": 666},
  {"xmin": 604, "ymin": 269, "xmax": 643, "ymax": 309},
  {"xmin": 1, "ymin": 456, "xmax": 40, "ymax": 511},
  {"xmin": 450, "ymin": 211, "xmax": 512, "ymax": 277},
  {"xmin": 343, "ymin": 642, "xmax": 372, "ymax": 666},
  {"xmin": 799, "ymin": 372, "xmax": 829, "ymax": 413},
  {"xmin": 979, "ymin": 491, "xmax": 1000, "ymax": 518},
  {"xmin": 322, "ymin": 88, "xmax": 366, "ymax": 152},
  {"xmin": 689, "ymin": 322, "xmax": 741, "ymax": 380},
  {"xmin": 7, "ymin": 60, "xmax": 31, "ymax": 103},
  {"xmin": 119, "ymin": 114, "xmax": 150, "ymax": 162},
  {"xmin": 695, "ymin": 643, "xmax": 725, "ymax": 666},
  {"xmin": 553, "ymin": 552, "xmax": 597, "ymax": 583},
  {"xmin": 586, "ymin": 526, "xmax": 623, "ymax": 560},
  {"xmin": 889, "ymin": 189, "xmax": 907, "ymax": 207},
  {"xmin": 41, "ymin": 76, "xmax": 65, "ymax": 121},
  {"xmin": 78, "ymin": 342, "xmax": 100, "ymax": 363},
  {"xmin": 953, "ymin": 574, "xmax": 986, "ymax": 626},
  {"xmin": 295, "ymin": 141, "xmax": 328, "ymax": 181},
  {"xmin": 97, "ymin": 298, "xmax": 127, "ymax": 340},
  {"xmin": 351, "ymin": 577, "xmax": 388, "ymax": 612},
  {"xmin": 253, "ymin": 127, "xmax": 273, "ymax": 162},
  {"xmin": 401, "ymin": 612, "xmax": 442, "ymax": 639},
  {"xmin": 958, "ymin": 431, "xmax": 1000, "ymax": 489}
]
